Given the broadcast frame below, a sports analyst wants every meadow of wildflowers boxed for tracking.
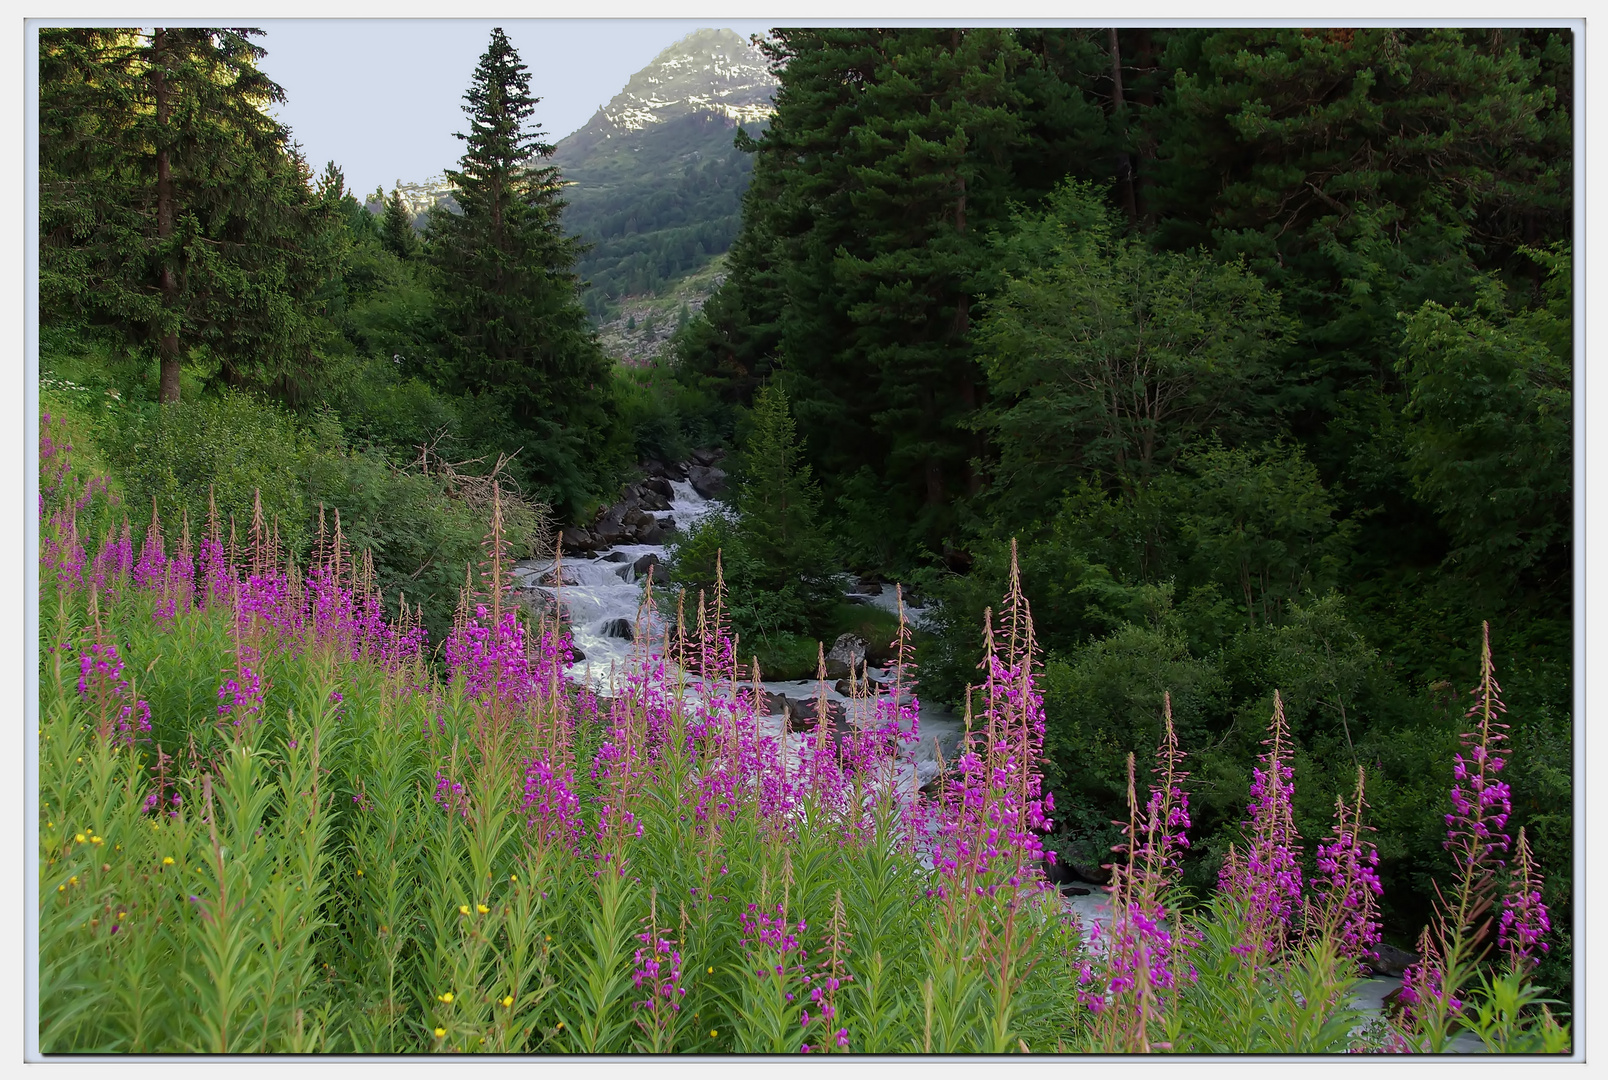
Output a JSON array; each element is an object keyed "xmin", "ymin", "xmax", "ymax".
[{"xmin": 35, "ymin": 416, "xmax": 1570, "ymax": 1054}]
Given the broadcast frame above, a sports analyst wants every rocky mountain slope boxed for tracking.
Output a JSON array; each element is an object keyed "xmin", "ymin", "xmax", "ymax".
[
  {"xmin": 555, "ymin": 28, "xmax": 774, "ymax": 157},
  {"xmin": 553, "ymin": 28, "xmax": 777, "ymax": 343},
  {"xmin": 367, "ymin": 28, "xmax": 776, "ymax": 361}
]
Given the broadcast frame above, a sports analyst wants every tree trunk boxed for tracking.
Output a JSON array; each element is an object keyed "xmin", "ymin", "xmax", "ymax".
[
  {"xmin": 1109, "ymin": 29, "xmax": 1139, "ymax": 226},
  {"xmin": 153, "ymin": 28, "xmax": 182, "ymax": 403}
]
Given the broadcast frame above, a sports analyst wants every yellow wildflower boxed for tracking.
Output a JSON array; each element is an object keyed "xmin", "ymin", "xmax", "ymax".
[
  {"xmin": 710, "ymin": 1029, "xmax": 718, "ymax": 1038},
  {"xmin": 434, "ymin": 1028, "xmax": 446, "ymax": 1038},
  {"xmin": 439, "ymin": 992, "xmax": 454, "ymax": 1003},
  {"xmin": 502, "ymin": 995, "xmax": 513, "ymax": 1007},
  {"xmin": 75, "ymin": 834, "xmax": 86, "ymax": 843},
  {"xmin": 477, "ymin": 904, "xmax": 489, "ymax": 914},
  {"xmin": 459, "ymin": 905, "xmax": 470, "ymax": 915},
  {"xmin": 162, "ymin": 857, "xmax": 174, "ymax": 865}
]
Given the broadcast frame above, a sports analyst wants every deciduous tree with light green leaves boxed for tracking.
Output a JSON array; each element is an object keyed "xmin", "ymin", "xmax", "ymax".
[
  {"xmin": 974, "ymin": 182, "xmax": 1293, "ymax": 520},
  {"xmin": 1397, "ymin": 248, "xmax": 1572, "ymax": 598}
]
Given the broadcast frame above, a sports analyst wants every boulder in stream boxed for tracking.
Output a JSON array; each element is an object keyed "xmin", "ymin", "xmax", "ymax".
[
  {"xmin": 559, "ymin": 525, "xmax": 595, "ymax": 553},
  {"xmin": 687, "ymin": 464, "xmax": 727, "ymax": 499},
  {"xmin": 1368, "ymin": 942, "xmax": 1419, "ymax": 977},
  {"xmin": 834, "ymin": 676, "xmax": 887, "ymax": 697},
  {"xmin": 778, "ymin": 694, "xmax": 845, "ymax": 731},
  {"xmin": 632, "ymin": 553, "xmax": 661, "ymax": 580},
  {"xmin": 689, "ymin": 447, "xmax": 726, "ymax": 467},
  {"xmin": 602, "ymin": 617, "xmax": 635, "ymax": 642},
  {"xmin": 824, "ymin": 633, "xmax": 868, "ymax": 680}
]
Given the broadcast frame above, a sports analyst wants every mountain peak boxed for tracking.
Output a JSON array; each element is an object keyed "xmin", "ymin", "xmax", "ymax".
[{"xmin": 584, "ymin": 28, "xmax": 776, "ymax": 137}]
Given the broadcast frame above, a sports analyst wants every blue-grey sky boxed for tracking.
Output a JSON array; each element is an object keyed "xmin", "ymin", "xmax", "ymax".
[{"xmin": 254, "ymin": 19, "xmax": 776, "ymax": 200}]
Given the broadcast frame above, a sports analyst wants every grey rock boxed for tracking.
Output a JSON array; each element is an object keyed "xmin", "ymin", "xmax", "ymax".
[
  {"xmin": 853, "ymin": 575, "xmax": 884, "ymax": 596},
  {"xmin": 638, "ymin": 521, "xmax": 666, "ymax": 545},
  {"xmin": 1066, "ymin": 857, "xmax": 1112, "ymax": 886},
  {"xmin": 518, "ymin": 592, "xmax": 570, "ymax": 624},
  {"xmin": 641, "ymin": 476, "xmax": 675, "ymax": 500},
  {"xmin": 541, "ymin": 566, "xmax": 579, "ymax": 587},
  {"xmin": 779, "ymin": 694, "xmax": 845, "ymax": 731},
  {"xmin": 633, "ymin": 553, "xmax": 661, "ymax": 579},
  {"xmin": 834, "ymin": 675, "xmax": 887, "ymax": 697},
  {"xmin": 559, "ymin": 525, "xmax": 594, "ymax": 553},
  {"xmin": 689, "ymin": 447, "xmax": 726, "ymax": 467},
  {"xmin": 1368, "ymin": 943, "xmax": 1419, "ymax": 978},
  {"xmin": 687, "ymin": 464, "xmax": 728, "ymax": 499},
  {"xmin": 602, "ymin": 551, "xmax": 631, "ymax": 563},
  {"xmin": 824, "ymin": 633, "xmax": 868, "ymax": 680},
  {"xmin": 638, "ymin": 489, "xmax": 672, "ymax": 512},
  {"xmin": 603, "ymin": 617, "xmax": 635, "ymax": 642}
]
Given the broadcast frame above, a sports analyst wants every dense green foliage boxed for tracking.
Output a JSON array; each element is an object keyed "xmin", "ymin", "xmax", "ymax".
[
  {"xmin": 39, "ymin": 28, "xmax": 338, "ymax": 404},
  {"xmin": 675, "ymin": 26, "xmax": 1573, "ymax": 989}
]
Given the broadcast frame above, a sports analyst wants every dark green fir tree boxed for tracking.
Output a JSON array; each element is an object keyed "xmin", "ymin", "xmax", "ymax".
[
  {"xmin": 427, "ymin": 27, "xmax": 615, "ymax": 505},
  {"xmin": 39, "ymin": 27, "xmax": 336, "ymax": 404},
  {"xmin": 380, "ymin": 188, "xmax": 420, "ymax": 260}
]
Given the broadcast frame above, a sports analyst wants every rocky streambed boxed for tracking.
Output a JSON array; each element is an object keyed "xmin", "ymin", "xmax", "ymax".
[{"xmin": 511, "ymin": 454, "xmax": 967, "ymax": 798}]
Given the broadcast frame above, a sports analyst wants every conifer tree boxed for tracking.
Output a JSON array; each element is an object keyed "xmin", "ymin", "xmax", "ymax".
[
  {"xmin": 736, "ymin": 383, "xmax": 832, "ymax": 590},
  {"xmin": 427, "ymin": 26, "xmax": 614, "ymax": 494},
  {"xmin": 39, "ymin": 27, "xmax": 334, "ymax": 403},
  {"xmin": 677, "ymin": 28, "xmax": 1114, "ymax": 557},
  {"xmin": 380, "ymin": 188, "xmax": 420, "ymax": 260}
]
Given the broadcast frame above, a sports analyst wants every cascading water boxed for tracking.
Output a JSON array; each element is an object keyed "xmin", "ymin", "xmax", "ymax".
[{"xmin": 511, "ymin": 480, "xmax": 967, "ymax": 800}]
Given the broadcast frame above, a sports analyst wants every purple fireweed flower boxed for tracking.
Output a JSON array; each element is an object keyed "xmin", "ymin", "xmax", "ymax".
[
  {"xmin": 1219, "ymin": 690, "xmax": 1303, "ymax": 957},
  {"xmin": 133, "ymin": 513, "xmax": 167, "ymax": 590},
  {"xmin": 631, "ymin": 924, "xmax": 686, "ymax": 1031},
  {"xmin": 433, "ymin": 770, "xmax": 469, "ymax": 819},
  {"xmin": 1080, "ymin": 695, "xmax": 1199, "ymax": 1048},
  {"xmin": 1444, "ymin": 625, "xmax": 1512, "ymax": 893},
  {"xmin": 77, "ymin": 641, "xmax": 152, "ymax": 744},
  {"xmin": 1498, "ymin": 827, "xmax": 1551, "ymax": 971},
  {"xmin": 522, "ymin": 758, "xmax": 583, "ymax": 853},
  {"xmin": 1312, "ymin": 768, "xmax": 1384, "ymax": 967},
  {"xmin": 1398, "ymin": 927, "xmax": 1462, "ymax": 1023},
  {"xmin": 216, "ymin": 650, "xmax": 263, "ymax": 724}
]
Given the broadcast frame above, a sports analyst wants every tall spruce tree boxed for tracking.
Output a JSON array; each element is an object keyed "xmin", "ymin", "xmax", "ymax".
[
  {"xmin": 427, "ymin": 26, "xmax": 614, "ymax": 504},
  {"xmin": 39, "ymin": 27, "xmax": 334, "ymax": 403},
  {"xmin": 380, "ymin": 188, "xmax": 420, "ymax": 260},
  {"xmin": 676, "ymin": 28, "xmax": 1114, "ymax": 560}
]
